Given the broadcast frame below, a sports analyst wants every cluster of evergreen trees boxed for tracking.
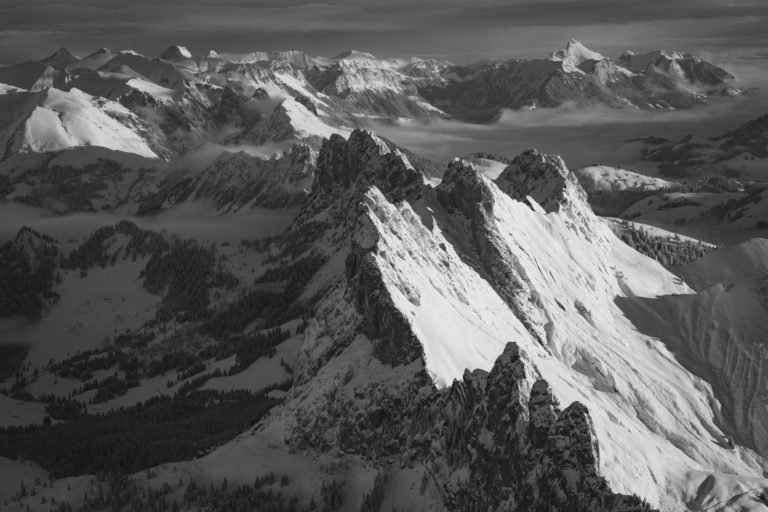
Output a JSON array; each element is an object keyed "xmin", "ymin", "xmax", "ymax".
[
  {"xmin": 0, "ymin": 227, "xmax": 60, "ymax": 320},
  {"xmin": 61, "ymin": 220, "xmax": 168, "ymax": 271},
  {"xmin": 612, "ymin": 221, "xmax": 715, "ymax": 267},
  {"xmin": 142, "ymin": 241, "xmax": 217, "ymax": 321},
  {"xmin": 0, "ymin": 385, "xmax": 287, "ymax": 479},
  {"xmin": 0, "ymin": 344, "xmax": 29, "ymax": 381},
  {"xmin": 11, "ymin": 470, "xmax": 341, "ymax": 512}
]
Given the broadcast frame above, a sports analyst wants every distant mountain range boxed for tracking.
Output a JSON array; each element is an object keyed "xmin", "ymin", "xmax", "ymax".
[{"xmin": 0, "ymin": 40, "xmax": 743, "ymax": 164}]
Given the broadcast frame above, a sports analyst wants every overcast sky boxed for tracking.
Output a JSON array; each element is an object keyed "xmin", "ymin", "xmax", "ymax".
[{"xmin": 1, "ymin": 0, "xmax": 767, "ymax": 65}]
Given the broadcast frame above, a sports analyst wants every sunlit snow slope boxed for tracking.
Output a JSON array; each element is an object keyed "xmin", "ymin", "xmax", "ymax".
[{"xmin": 0, "ymin": 87, "xmax": 158, "ymax": 160}]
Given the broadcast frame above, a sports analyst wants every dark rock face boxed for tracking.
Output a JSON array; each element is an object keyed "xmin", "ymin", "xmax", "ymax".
[
  {"xmin": 345, "ymin": 204, "xmax": 424, "ymax": 367},
  {"xmin": 294, "ymin": 94, "xmax": 318, "ymax": 115},
  {"xmin": 528, "ymin": 379, "xmax": 560, "ymax": 449},
  {"xmin": 345, "ymin": 245, "xmax": 424, "ymax": 367},
  {"xmin": 209, "ymin": 86, "xmax": 262, "ymax": 129}
]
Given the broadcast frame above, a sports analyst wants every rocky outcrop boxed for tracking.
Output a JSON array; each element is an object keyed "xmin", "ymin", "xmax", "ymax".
[
  {"xmin": 394, "ymin": 342, "xmax": 656, "ymax": 512},
  {"xmin": 314, "ymin": 129, "xmax": 424, "ymax": 202},
  {"xmin": 495, "ymin": 149, "xmax": 588, "ymax": 213}
]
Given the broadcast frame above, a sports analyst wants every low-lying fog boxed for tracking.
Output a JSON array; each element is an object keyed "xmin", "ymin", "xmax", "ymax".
[
  {"xmin": 375, "ymin": 92, "xmax": 768, "ymax": 173},
  {"xmin": 376, "ymin": 59, "xmax": 768, "ymax": 175},
  {"xmin": 0, "ymin": 202, "xmax": 299, "ymax": 246}
]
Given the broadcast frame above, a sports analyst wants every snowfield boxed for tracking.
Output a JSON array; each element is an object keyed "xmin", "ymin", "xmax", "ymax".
[
  {"xmin": 0, "ymin": 87, "xmax": 158, "ymax": 159},
  {"xmin": 576, "ymin": 164, "xmax": 676, "ymax": 192}
]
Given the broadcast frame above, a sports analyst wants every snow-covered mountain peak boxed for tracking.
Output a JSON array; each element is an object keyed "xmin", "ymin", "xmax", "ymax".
[
  {"xmin": 82, "ymin": 47, "xmax": 140, "ymax": 69},
  {"xmin": 549, "ymin": 39, "xmax": 606, "ymax": 73},
  {"xmin": 495, "ymin": 149, "xmax": 588, "ymax": 214},
  {"xmin": 0, "ymin": 86, "xmax": 159, "ymax": 160},
  {"xmin": 243, "ymin": 96, "xmax": 348, "ymax": 152},
  {"xmin": 42, "ymin": 47, "xmax": 77, "ymax": 61},
  {"xmin": 160, "ymin": 44, "xmax": 193, "ymax": 61},
  {"xmin": 272, "ymin": 97, "xmax": 343, "ymax": 140},
  {"xmin": 40, "ymin": 47, "xmax": 86, "ymax": 71}
]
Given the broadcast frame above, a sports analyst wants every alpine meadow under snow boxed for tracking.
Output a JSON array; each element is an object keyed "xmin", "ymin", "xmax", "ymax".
[{"xmin": 1, "ymin": 28, "xmax": 768, "ymax": 512}]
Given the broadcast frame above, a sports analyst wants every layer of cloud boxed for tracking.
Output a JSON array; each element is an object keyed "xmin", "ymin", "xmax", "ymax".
[
  {"xmin": 371, "ymin": 91, "xmax": 768, "ymax": 170},
  {"xmin": 0, "ymin": 0, "xmax": 766, "ymax": 64}
]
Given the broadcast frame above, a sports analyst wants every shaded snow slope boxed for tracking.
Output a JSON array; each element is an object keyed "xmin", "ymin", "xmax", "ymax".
[
  {"xmin": 680, "ymin": 238, "xmax": 768, "ymax": 291},
  {"xmin": 618, "ymin": 239, "xmax": 768, "ymax": 469}
]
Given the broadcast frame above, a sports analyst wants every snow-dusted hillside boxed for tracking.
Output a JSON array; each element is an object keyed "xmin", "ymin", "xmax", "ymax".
[
  {"xmin": 576, "ymin": 165, "xmax": 676, "ymax": 192},
  {"xmin": 619, "ymin": 186, "xmax": 768, "ymax": 244},
  {"xmin": 0, "ymin": 87, "xmax": 159, "ymax": 160}
]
